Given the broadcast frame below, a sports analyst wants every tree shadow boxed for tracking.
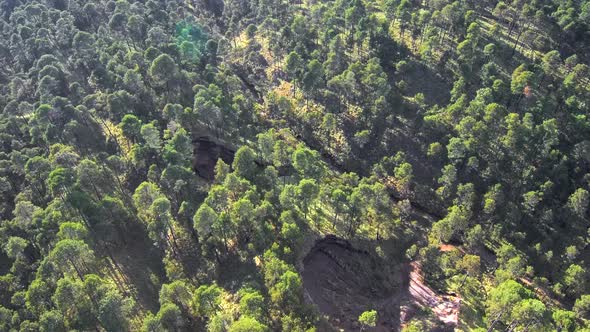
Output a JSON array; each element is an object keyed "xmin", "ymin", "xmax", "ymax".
[
  {"xmin": 111, "ymin": 222, "xmax": 167, "ymax": 313},
  {"xmin": 400, "ymin": 61, "xmax": 452, "ymax": 106}
]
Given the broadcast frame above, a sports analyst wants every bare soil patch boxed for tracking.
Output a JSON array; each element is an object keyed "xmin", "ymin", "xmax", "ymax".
[
  {"xmin": 302, "ymin": 237, "xmax": 461, "ymax": 331},
  {"xmin": 401, "ymin": 261, "xmax": 460, "ymax": 331},
  {"xmin": 302, "ymin": 236, "xmax": 402, "ymax": 331}
]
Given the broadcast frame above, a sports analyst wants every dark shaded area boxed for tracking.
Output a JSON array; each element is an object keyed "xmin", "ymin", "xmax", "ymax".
[
  {"xmin": 399, "ymin": 61, "xmax": 451, "ymax": 106},
  {"xmin": 232, "ymin": 65, "xmax": 263, "ymax": 102},
  {"xmin": 203, "ymin": 0, "xmax": 224, "ymax": 17},
  {"xmin": 302, "ymin": 236, "xmax": 402, "ymax": 331},
  {"xmin": 111, "ymin": 222, "xmax": 167, "ymax": 313},
  {"xmin": 192, "ymin": 136, "xmax": 235, "ymax": 180},
  {"xmin": 0, "ymin": 251, "xmax": 10, "ymax": 276}
]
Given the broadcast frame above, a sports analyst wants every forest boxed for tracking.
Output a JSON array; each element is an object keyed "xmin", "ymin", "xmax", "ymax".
[{"xmin": 0, "ymin": 0, "xmax": 589, "ymax": 331}]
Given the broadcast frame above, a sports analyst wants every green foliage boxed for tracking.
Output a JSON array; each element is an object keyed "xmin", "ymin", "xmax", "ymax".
[
  {"xmin": 486, "ymin": 280, "xmax": 533, "ymax": 326},
  {"xmin": 564, "ymin": 264, "xmax": 587, "ymax": 297},
  {"xmin": 149, "ymin": 54, "xmax": 178, "ymax": 88},
  {"xmin": 120, "ymin": 114, "xmax": 142, "ymax": 141},
  {"xmin": 1, "ymin": 0, "xmax": 589, "ymax": 330},
  {"xmin": 239, "ymin": 289, "xmax": 265, "ymax": 320},
  {"xmin": 194, "ymin": 284, "xmax": 222, "ymax": 317},
  {"xmin": 228, "ymin": 316, "xmax": 269, "ymax": 332},
  {"xmin": 141, "ymin": 123, "xmax": 162, "ymax": 150},
  {"xmin": 233, "ymin": 146, "xmax": 257, "ymax": 181},
  {"xmin": 552, "ymin": 309, "xmax": 576, "ymax": 331},
  {"xmin": 358, "ymin": 310, "xmax": 377, "ymax": 329},
  {"xmin": 574, "ymin": 295, "xmax": 590, "ymax": 320}
]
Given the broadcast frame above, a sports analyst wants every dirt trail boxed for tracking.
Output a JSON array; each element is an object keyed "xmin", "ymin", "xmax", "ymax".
[
  {"xmin": 399, "ymin": 243, "xmax": 461, "ymax": 329},
  {"xmin": 402, "ymin": 261, "xmax": 460, "ymax": 328}
]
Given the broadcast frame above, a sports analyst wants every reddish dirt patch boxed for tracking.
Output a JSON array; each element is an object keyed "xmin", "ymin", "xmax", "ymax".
[
  {"xmin": 439, "ymin": 243, "xmax": 462, "ymax": 253},
  {"xmin": 399, "ymin": 243, "xmax": 463, "ymax": 330},
  {"xmin": 401, "ymin": 261, "xmax": 460, "ymax": 329}
]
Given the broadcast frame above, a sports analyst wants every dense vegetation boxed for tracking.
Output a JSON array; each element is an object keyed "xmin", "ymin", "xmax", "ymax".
[{"xmin": 0, "ymin": 0, "xmax": 590, "ymax": 330}]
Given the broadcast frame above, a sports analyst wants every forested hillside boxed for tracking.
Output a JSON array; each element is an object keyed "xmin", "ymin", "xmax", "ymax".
[{"xmin": 0, "ymin": 0, "xmax": 590, "ymax": 331}]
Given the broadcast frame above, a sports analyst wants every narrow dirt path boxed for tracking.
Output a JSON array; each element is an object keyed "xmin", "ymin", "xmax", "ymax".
[{"xmin": 401, "ymin": 262, "xmax": 461, "ymax": 329}]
